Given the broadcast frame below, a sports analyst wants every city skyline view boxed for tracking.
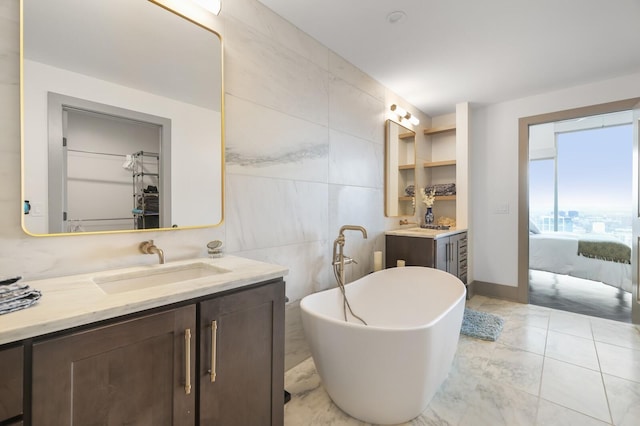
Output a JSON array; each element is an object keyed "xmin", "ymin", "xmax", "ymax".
[{"xmin": 530, "ymin": 123, "xmax": 633, "ymax": 214}]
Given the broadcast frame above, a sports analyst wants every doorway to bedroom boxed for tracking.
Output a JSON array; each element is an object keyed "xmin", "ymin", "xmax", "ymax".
[{"xmin": 528, "ymin": 110, "xmax": 633, "ymax": 323}]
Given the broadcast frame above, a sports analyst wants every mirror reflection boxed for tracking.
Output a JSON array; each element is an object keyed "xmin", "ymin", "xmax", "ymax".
[
  {"xmin": 385, "ymin": 120, "xmax": 416, "ymax": 217},
  {"xmin": 21, "ymin": 0, "xmax": 223, "ymax": 235}
]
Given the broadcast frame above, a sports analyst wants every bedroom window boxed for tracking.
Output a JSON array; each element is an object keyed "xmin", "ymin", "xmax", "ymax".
[
  {"xmin": 529, "ymin": 115, "xmax": 632, "ymax": 244},
  {"xmin": 529, "ymin": 158, "xmax": 555, "ymax": 231}
]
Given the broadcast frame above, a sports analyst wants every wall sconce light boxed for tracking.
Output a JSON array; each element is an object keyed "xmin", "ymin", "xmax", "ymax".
[
  {"xmin": 390, "ymin": 104, "xmax": 419, "ymax": 126},
  {"xmin": 193, "ymin": 0, "xmax": 221, "ymax": 15}
]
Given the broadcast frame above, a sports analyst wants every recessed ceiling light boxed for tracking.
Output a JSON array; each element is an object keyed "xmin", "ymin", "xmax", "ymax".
[{"xmin": 386, "ymin": 10, "xmax": 407, "ymax": 24}]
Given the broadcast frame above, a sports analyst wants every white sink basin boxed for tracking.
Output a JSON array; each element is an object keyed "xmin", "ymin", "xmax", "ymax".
[{"xmin": 93, "ymin": 262, "xmax": 230, "ymax": 294}]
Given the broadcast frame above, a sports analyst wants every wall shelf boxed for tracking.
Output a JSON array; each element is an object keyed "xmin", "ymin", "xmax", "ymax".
[
  {"xmin": 398, "ymin": 196, "xmax": 414, "ymax": 201},
  {"xmin": 435, "ymin": 195, "xmax": 456, "ymax": 201},
  {"xmin": 424, "ymin": 160, "xmax": 456, "ymax": 168},
  {"xmin": 424, "ymin": 125, "xmax": 456, "ymax": 135},
  {"xmin": 399, "ymin": 164, "xmax": 416, "ymax": 170}
]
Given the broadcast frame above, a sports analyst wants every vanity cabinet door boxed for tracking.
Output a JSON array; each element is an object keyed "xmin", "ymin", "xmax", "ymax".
[
  {"xmin": 0, "ymin": 345, "xmax": 23, "ymax": 423},
  {"xmin": 31, "ymin": 305, "xmax": 196, "ymax": 426},
  {"xmin": 199, "ymin": 280, "xmax": 285, "ymax": 426},
  {"xmin": 385, "ymin": 235, "xmax": 435, "ymax": 267},
  {"xmin": 434, "ymin": 233, "xmax": 467, "ymax": 281},
  {"xmin": 435, "ymin": 238, "xmax": 448, "ymax": 272}
]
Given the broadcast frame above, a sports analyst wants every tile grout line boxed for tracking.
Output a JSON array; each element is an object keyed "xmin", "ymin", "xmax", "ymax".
[
  {"xmin": 533, "ymin": 310, "xmax": 551, "ymax": 425},
  {"xmin": 591, "ymin": 319, "xmax": 615, "ymax": 425}
]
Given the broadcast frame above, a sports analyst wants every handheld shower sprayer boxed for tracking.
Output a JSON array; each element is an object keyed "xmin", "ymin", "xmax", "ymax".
[{"xmin": 332, "ymin": 225, "xmax": 368, "ymax": 325}]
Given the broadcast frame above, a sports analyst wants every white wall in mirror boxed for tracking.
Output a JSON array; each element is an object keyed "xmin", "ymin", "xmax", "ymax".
[
  {"xmin": 21, "ymin": 0, "xmax": 223, "ymax": 235},
  {"xmin": 23, "ymin": 61, "xmax": 221, "ymax": 233}
]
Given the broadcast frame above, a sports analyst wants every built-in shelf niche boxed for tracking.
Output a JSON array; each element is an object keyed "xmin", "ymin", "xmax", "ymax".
[
  {"xmin": 423, "ymin": 122, "xmax": 457, "ymax": 220},
  {"xmin": 418, "ymin": 102, "xmax": 469, "ymax": 230}
]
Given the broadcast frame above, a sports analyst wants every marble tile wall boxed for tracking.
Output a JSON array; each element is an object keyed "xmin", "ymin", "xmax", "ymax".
[{"xmin": 0, "ymin": 0, "xmax": 427, "ymax": 367}]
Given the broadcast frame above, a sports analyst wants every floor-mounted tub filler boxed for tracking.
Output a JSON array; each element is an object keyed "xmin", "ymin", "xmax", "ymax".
[{"xmin": 300, "ymin": 266, "xmax": 466, "ymax": 424}]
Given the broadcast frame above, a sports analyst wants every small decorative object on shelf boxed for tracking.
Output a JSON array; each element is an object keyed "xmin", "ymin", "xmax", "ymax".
[
  {"xmin": 425, "ymin": 183, "xmax": 456, "ymax": 196},
  {"xmin": 425, "ymin": 207, "xmax": 434, "ymax": 224},
  {"xmin": 420, "ymin": 187, "xmax": 436, "ymax": 225},
  {"xmin": 437, "ymin": 216, "xmax": 456, "ymax": 228},
  {"xmin": 404, "ymin": 184, "xmax": 415, "ymax": 196}
]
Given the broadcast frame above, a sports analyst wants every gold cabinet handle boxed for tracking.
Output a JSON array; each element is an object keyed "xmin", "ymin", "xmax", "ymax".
[
  {"xmin": 185, "ymin": 328, "xmax": 192, "ymax": 395},
  {"xmin": 210, "ymin": 320, "xmax": 218, "ymax": 382}
]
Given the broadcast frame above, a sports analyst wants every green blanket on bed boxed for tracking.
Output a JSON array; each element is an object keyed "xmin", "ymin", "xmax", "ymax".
[{"xmin": 577, "ymin": 239, "xmax": 631, "ymax": 264}]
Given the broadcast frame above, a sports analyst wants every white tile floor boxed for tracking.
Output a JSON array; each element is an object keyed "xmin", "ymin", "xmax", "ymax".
[{"xmin": 284, "ymin": 295, "xmax": 640, "ymax": 425}]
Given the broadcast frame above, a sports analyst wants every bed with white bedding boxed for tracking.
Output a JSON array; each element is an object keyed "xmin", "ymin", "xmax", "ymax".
[{"xmin": 529, "ymin": 232, "xmax": 632, "ymax": 293}]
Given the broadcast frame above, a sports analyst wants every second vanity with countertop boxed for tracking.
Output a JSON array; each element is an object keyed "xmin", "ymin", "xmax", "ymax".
[
  {"xmin": 385, "ymin": 227, "xmax": 468, "ymax": 284},
  {"xmin": 0, "ymin": 255, "xmax": 288, "ymax": 426}
]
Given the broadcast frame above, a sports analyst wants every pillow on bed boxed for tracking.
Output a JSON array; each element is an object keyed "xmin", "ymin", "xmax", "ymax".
[{"xmin": 529, "ymin": 219, "xmax": 541, "ymax": 234}]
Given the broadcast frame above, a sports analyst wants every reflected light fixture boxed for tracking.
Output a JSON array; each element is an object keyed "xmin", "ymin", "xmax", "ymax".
[
  {"xmin": 193, "ymin": 0, "xmax": 221, "ymax": 15},
  {"xmin": 390, "ymin": 104, "xmax": 419, "ymax": 126}
]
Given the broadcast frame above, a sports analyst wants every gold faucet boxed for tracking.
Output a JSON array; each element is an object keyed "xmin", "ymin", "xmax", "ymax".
[
  {"xmin": 139, "ymin": 240, "xmax": 165, "ymax": 264},
  {"xmin": 399, "ymin": 219, "xmax": 417, "ymax": 225}
]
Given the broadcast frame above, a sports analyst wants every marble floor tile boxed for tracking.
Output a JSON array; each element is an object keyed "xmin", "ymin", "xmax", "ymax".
[
  {"xmin": 458, "ymin": 378, "xmax": 539, "ymax": 426},
  {"xmin": 540, "ymin": 358, "xmax": 611, "ymax": 423},
  {"xmin": 481, "ymin": 345, "xmax": 544, "ymax": 396},
  {"xmin": 602, "ymin": 373, "xmax": 640, "ymax": 426},
  {"xmin": 545, "ymin": 330, "xmax": 599, "ymax": 370},
  {"xmin": 500, "ymin": 324, "xmax": 547, "ymax": 355},
  {"xmin": 285, "ymin": 301, "xmax": 311, "ymax": 371},
  {"xmin": 596, "ymin": 341, "xmax": 640, "ymax": 383},
  {"xmin": 548, "ymin": 311, "xmax": 593, "ymax": 339},
  {"xmin": 535, "ymin": 399, "xmax": 610, "ymax": 426},
  {"xmin": 451, "ymin": 335, "xmax": 497, "ymax": 380},
  {"xmin": 506, "ymin": 308, "xmax": 551, "ymax": 330},
  {"xmin": 414, "ymin": 366, "xmax": 478, "ymax": 426},
  {"xmin": 464, "ymin": 295, "xmax": 489, "ymax": 309},
  {"xmin": 284, "ymin": 358, "xmax": 365, "ymax": 426},
  {"xmin": 591, "ymin": 317, "xmax": 640, "ymax": 350}
]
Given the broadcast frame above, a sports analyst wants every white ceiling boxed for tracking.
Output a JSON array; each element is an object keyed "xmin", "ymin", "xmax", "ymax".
[{"xmin": 257, "ymin": 0, "xmax": 640, "ymax": 116}]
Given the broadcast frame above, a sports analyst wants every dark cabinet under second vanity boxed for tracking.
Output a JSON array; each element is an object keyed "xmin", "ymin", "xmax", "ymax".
[{"xmin": 385, "ymin": 228, "xmax": 468, "ymax": 283}]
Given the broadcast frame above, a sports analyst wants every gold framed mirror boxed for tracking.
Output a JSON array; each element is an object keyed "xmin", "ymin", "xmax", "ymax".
[
  {"xmin": 21, "ymin": 0, "xmax": 223, "ymax": 235},
  {"xmin": 384, "ymin": 119, "xmax": 416, "ymax": 217}
]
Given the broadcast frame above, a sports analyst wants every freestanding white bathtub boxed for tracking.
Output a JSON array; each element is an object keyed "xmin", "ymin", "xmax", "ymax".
[{"xmin": 300, "ymin": 266, "xmax": 466, "ymax": 424}]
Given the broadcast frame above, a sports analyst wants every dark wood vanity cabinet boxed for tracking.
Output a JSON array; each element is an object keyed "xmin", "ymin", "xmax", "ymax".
[
  {"xmin": 199, "ymin": 281, "xmax": 285, "ymax": 425},
  {"xmin": 31, "ymin": 305, "xmax": 196, "ymax": 426},
  {"xmin": 386, "ymin": 231, "xmax": 468, "ymax": 283},
  {"xmin": 435, "ymin": 232, "xmax": 468, "ymax": 283},
  {"xmin": 0, "ymin": 344, "xmax": 23, "ymax": 424},
  {"xmin": 28, "ymin": 279, "xmax": 285, "ymax": 426}
]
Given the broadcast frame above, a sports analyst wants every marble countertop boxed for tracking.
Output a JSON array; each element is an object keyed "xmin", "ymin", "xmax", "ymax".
[
  {"xmin": 385, "ymin": 227, "xmax": 467, "ymax": 239},
  {"xmin": 0, "ymin": 256, "xmax": 288, "ymax": 346}
]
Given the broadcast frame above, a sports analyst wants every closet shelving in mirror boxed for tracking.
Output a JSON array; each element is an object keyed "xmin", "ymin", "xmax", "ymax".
[{"xmin": 132, "ymin": 151, "xmax": 160, "ymax": 230}]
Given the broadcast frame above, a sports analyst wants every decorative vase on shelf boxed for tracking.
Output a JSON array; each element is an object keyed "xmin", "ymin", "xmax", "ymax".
[{"xmin": 425, "ymin": 207, "xmax": 434, "ymax": 225}]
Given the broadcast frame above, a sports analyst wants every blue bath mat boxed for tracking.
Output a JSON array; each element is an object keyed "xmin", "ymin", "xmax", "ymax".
[{"xmin": 460, "ymin": 308, "xmax": 504, "ymax": 341}]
